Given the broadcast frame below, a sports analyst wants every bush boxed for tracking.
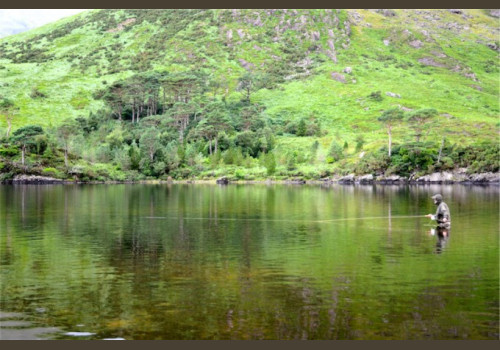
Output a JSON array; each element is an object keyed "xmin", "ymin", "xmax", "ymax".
[
  {"xmin": 264, "ymin": 152, "xmax": 276, "ymax": 176},
  {"xmin": 327, "ymin": 141, "xmax": 344, "ymax": 162},
  {"xmin": 41, "ymin": 167, "xmax": 63, "ymax": 178},
  {"xmin": 368, "ymin": 91, "xmax": 383, "ymax": 101},
  {"xmin": 354, "ymin": 151, "xmax": 390, "ymax": 175},
  {"xmin": 0, "ymin": 146, "xmax": 18, "ymax": 157},
  {"xmin": 389, "ymin": 143, "xmax": 437, "ymax": 176}
]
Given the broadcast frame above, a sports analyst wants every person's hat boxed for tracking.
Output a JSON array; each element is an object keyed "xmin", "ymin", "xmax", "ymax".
[{"xmin": 431, "ymin": 194, "xmax": 443, "ymax": 201}]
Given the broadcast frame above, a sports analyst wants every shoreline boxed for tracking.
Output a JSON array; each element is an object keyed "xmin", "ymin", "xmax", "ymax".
[{"xmin": 1, "ymin": 173, "xmax": 499, "ymax": 186}]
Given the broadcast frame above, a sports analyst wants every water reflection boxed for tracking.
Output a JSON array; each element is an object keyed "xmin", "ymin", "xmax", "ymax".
[
  {"xmin": 0, "ymin": 184, "xmax": 498, "ymax": 339},
  {"xmin": 431, "ymin": 226, "xmax": 451, "ymax": 255}
]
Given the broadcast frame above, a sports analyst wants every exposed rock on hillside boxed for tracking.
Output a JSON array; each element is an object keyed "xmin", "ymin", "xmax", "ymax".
[
  {"xmin": 331, "ymin": 72, "xmax": 346, "ymax": 83},
  {"xmin": 419, "ymin": 57, "xmax": 446, "ymax": 67}
]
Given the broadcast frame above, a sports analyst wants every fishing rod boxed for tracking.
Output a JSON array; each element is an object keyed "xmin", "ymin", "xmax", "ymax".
[{"xmin": 142, "ymin": 215, "xmax": 429, "ymax": 224}]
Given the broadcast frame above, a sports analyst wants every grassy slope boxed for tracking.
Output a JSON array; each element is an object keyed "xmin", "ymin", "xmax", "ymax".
[
  {"xmin": 254, "ymin": 10, "xmax": 499, "ymax": 154},
  {"xmin": 0, "ymin": 9, "xmax": 498, "ymax": 162}
]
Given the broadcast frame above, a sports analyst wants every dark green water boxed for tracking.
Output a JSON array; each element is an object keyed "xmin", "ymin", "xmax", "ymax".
[{"xmin": 0, "ymin": 184, "xmax": 498, "ymax": 340}]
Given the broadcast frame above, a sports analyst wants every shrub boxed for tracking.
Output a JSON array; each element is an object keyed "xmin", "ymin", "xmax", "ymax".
[
  {"xmin": 368, "ymin": 91, "xmax": 383, "ymax": 101},
  {"xmin": 0, "ymin": 146, "xmax": 18, "ymax": 157},
  {"xmin": 327, "ymin": 141, "xmax": 344, "ymax": 162},
  {"xmin": 42, "ymin": 167, "xmax": 63, "ymax": 178}
]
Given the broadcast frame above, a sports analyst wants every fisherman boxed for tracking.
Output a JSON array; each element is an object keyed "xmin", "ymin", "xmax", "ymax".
[{"xmin": 426, "ymin": 194, "xmax": 451, "ymax": 229}]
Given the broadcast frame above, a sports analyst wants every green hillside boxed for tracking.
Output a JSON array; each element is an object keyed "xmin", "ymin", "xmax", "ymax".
[{"xmin": 0, "ymin": 9, "xmax": 498, "ymax": 182}]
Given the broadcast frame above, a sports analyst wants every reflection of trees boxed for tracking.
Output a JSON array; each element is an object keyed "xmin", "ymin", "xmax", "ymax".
[{"xmin": 1, "ymin": 184, "xmax": 498, "ymax": 339}]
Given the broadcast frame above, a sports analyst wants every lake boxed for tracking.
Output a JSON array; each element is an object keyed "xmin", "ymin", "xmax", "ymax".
[{"xmin": 0, "ymin": 184, "xmax": 498, "ymax": 340}]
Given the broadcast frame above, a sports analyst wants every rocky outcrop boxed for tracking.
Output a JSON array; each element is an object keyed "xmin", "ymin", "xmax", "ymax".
[
  {"xmin": 418, "ymin": 57, "xmax": 446, "ymax": 67},
  {"xmin": 489, "ymin": 9, "xmax": 500, "ymax": 18},
  {"xmin": 416, "ymin": 171, "xmax": 455, "ymax": 183},
  {"xmin": 330, "ymin": 171, "xmax": 499, "ymax": 185},
  {"xmin": 358, "ymin": 174, "xmax": 374, "ymax": 184},
  {"xmin": 216, "ymin": 177, "xmax": 230, "ymax": 185},
  {"xmin": 377, "ymin": 175, "xmax": 407, "ymax": 184},
  {"xmin": 285, "ymin": 178, "xmax": 306, "ymax": 184},
  {"xmin": 409, "ymin": 40, "xmax": 423, "ymax": 48},
  {"xmin": 339, "ymin": 174, "xmax": 355, "ymax": 183},
  {"xmin": 469, "ymin": 173, "xmax": 500, "ymax": 183},
  {"xmin": 331, "ymin": 72, "xmax": 346, "ymax": 83},
  {"xmin": 11, "ymin": 175, "xmax": 64, "ymax": 184},
  {"xmin": 386, "ymin": 92, "xmax": 401, "ymax": 98}
]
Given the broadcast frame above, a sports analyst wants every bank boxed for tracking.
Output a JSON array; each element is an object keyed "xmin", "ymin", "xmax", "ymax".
[{"xmin": 2, "ymin": 170, "xmax": 499, "ymax": 185}]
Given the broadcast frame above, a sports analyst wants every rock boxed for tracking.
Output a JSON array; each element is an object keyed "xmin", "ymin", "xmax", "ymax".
[
  {"xmin": 463, "ymin": 72, "xmax": 478, "ymax": 81},
  {"xmin": 487, "ymin": 42, "xmax": 499, "ymax": 51},
  {"xmin": 471, "ymin": 84, "xmax": 482, "ymax": 91},
  {"xmin": 409, "ymin": 40, "xmax": 423, "ymax": 48},
  {"xmin": 358, "ymin": 174, "xmax": 374, "ymax": 183},
  {"xmin": 376, "ymin": 9, "xmax": 397, "ymax": 17},
  {"xmin": 238, "ymin": 58, "xmax": 255, "ymax": 71},
  {"xmin": 331, "ymin": 72, "xmax": 346, "ymax": 83},
  {"xmin": 286, "ymin": 178, "xmax": 306, "ymax": 184},
  {"xmin": 343, "ymin": 67, "xmax": 352, "ymax": 74},
  {"xmin": 11, "ymin": 175, "xmax": 64, "ymax": 184},
  {"xmin": 469, "ymin": 173, "xmax": 500, "ymax": 183},
  {"xmin": 431, "ymin": 51, "xmax": 447, "ymax": 58},
  {"xmin": 326, "ymin": 39, "xmax": 337, "ymax": 62},
  {"xmin": 440, "ymin": 113, "xmax": 454, "ymax": 119},
  {"xmin": 416, "ymin": 172, "xmax": 454, "ymax": 183},
  {"xmin": 377, "ymin": 175, "xmax": 406, "ymax": 183},
  {"xmin": 418, "ymin": 57, "xmax": 446, "ymax": 67},
  {"xmin": 236, "ymin": 29, "xmax": 245, "ymax": 39},
  {"xmin": 489, "ymin": 9, "xmax": 500, "ymax": 17},
  {"xmin": 383, "ymin": 39, "xmax": 390, "ymax": 46},
  {"xmin": 448, "ymin": 9, "xmax": 463, "ymax": 15},
  {"xmin": 339, "ymin": 174, "xmax": 355, "ymax": 183},
  {"xmin": 386, "ymin": 92, "xmax": 401, "ymax": 98},
  {"xmin": 216, "ymin": 177, "xmax": 230, "ymax": 185},
  {"xmin": 385, "ymin": 175, "xmax": 405, "ymax": 182}
]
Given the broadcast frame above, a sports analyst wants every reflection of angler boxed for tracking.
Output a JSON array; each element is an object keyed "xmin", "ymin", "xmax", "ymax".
[{"xmin": 431, "ymin": 226, "xmax": 450, "ymax": 254}]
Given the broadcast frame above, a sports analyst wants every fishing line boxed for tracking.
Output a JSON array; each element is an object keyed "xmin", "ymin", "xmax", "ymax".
[{"xmin": 142, "ymin": 215, "xmax": 428, "ymax": 224}]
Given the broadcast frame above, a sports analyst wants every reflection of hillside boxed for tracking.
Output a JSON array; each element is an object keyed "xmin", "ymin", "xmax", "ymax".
[{"xmin": 0, "ymin": 184, "xmax": 497, "ymax": 339}]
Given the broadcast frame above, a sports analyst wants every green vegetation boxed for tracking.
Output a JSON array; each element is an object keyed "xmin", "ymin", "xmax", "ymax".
[{"xmin": 0, "ymin": 9, "xmax": 498, "ymax": 181}]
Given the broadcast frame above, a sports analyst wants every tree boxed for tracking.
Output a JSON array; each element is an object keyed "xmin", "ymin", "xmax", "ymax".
[
  {"xmin": 11, "ymin": 125, "xmax": 44, "ymax": 166},
  {"xmin": 407, "ymin": 108, "xmax": 437, "ymax": 142},
  {"xmin": 195, "ymin": 101, "xmax": 232, "ymax": 155},
  {"xmin": 355, "ymin": 135, "xmax": 365, "ymax": 152},
  {"xmin": 56, "ymin": 118, "xmax": 78, "ymax": 167},
  {"xmin": 103, "ymin": 82, "xmax": 126, "ymax": 121},
  {"xmin": 327, "ymin": 140, "xmax": 343, "ymax": 163},
  {"xmin": 264, "ymin": 152, "xmax": 276, "ymax": 176},
  {"xmin": 296, "ymin": 118, "xmax": 307, "ymax": 137},
  {"xmin": 139, "ymin": 128, "xmax": 161, "ymax": 163},
  {"xmin": 237, "ymin": 72, "xmax": 265, "ymax": 103},
  {"xmin": 378, "ymin": 107, "xmax": 404, "ymax": 157},
  {"xmin": 0, "ymin": 98, "xmax": 19, "ymax": 138}
]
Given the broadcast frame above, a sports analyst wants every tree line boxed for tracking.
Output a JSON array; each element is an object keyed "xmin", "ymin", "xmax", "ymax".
[{"xmin": 0, "ymin": 72, "xmax": 498, "ymax": 182}]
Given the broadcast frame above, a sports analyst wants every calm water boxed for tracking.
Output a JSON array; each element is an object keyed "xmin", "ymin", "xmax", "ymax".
[{"xmin": 0, "ymin": 184, "xmax": 498, "ymax": 340}]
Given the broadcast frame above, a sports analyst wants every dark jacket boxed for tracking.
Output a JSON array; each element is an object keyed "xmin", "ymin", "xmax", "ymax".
[{"xmin": 435, "ymin": 202, "xmax": 451, "ymax": 228}]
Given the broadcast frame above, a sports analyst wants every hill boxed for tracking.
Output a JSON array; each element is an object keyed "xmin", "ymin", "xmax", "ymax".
[{"xmin": 0, "ymin": 9, "xmax": 498, "ymax": 182}]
